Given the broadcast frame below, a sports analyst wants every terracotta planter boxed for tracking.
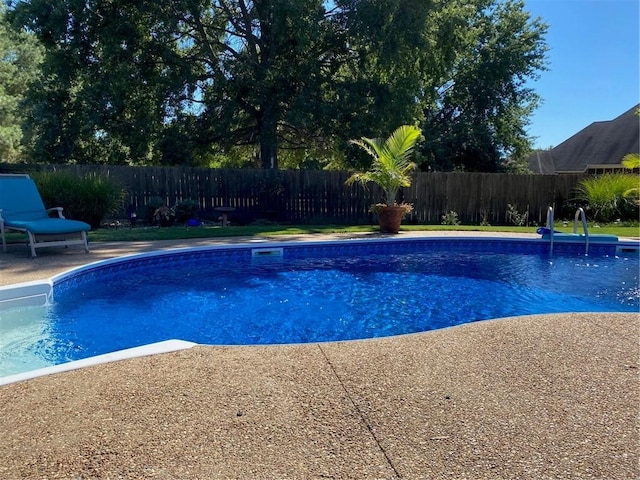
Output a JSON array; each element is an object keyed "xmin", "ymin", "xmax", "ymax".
[{"xmin": 376, "ymin": 206, "xmax": 407, "ymax": 233}]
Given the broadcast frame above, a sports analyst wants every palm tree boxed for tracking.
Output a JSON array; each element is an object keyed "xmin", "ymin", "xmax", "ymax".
[
  {"xmin": 345, "ymin": 125, "xmax": 421, "ymax": 207},
  {"xmin": 345, "ymin": 125, "xmax": 421, "ymax": 233}
]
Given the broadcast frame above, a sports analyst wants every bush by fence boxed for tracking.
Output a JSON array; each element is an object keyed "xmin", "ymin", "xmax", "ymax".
[
  {"xmin": 30, "ymin": 170, "xmax": 126, "ymax": 229},
  {"xmin": 1, "ymin": 164, "xmax": 586, "ymax": 226}
]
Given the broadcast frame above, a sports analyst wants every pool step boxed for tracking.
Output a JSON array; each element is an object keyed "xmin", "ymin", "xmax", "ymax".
[{"xmin": 0, "ymin": 281, "xmax": 52, "ymax": 310}]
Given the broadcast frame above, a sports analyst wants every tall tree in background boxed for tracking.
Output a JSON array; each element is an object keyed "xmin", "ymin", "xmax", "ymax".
[
  {"xmin": 9, "ymin": 0, "xmax": 192, "ymax": 164},
  {"xmin": 7, "ymin": 0, "xmax": 547, "ymax": 170},
  {"xmin": 185, "ymin": 0, "xmax": 346, "ymax": 169},
  {"xmin": 327, "ymin": 0, "xmax": 445, "ymax": 168},
  {"xmin": 9, "ymin": 0, "xmax": 350, "ymax": 167},
  {"xmin": 0, "ymin": 3, "xmax": 42, "ymax": 162},
  {"xmin": 420, "ymin": 0, "xmax": 547, "ymax": 172}
]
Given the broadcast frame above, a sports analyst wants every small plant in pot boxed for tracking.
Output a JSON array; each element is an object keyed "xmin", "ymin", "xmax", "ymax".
[{"xmin": 345, "ymin": 125, "xmax": 421, "ymax": 233}]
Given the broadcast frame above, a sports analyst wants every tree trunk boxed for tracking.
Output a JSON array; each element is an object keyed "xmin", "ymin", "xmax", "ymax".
[
  {"xmin": 258, "ymin": 105, "xmax": 278, "ymax": 169},
  {"xmin": 260, "ymin": 140, "xmax": 278, "ymax": 169}
]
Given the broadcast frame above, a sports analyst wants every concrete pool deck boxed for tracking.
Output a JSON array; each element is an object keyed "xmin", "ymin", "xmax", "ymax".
[{"xmin": 0, "ymin": 232, "xmax": 638, "ymax": 479}]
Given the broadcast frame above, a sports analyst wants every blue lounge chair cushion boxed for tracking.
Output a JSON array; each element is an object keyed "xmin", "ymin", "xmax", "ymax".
[{"xmin": 4, "ymin": 218, "xmax": 90, "ymax": 235}]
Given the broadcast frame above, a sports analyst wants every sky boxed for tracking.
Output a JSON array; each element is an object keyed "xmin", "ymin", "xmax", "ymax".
[{"xmin": 523, "ymin": 0, "xmax": 639, "ymax": 149}]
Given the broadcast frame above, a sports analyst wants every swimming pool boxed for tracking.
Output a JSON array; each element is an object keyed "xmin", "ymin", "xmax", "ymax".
[{"xmin": 1, "ymin": 237, "xmax": 638, "ymax": 379}]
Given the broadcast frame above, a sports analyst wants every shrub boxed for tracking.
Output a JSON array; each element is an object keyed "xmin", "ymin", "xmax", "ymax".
[
  {"xmin": 144, "ymin": 196, "xmax": 166, "ymax": 224},
  {"xmin": 577, "ymin": 174, "xmax": 639, "ymax": 222},
  {"xmin": 441, "ymin": 211, "xmax": 460, "ymax": 225},
  {"xmin": 479, "ymin": 209, "xmax": 491, "ymax": 226},
  {"xmin": 173, "ymin": 199, "xmax": 200, "ymax": 223},
  {"xmin": 153, "ymin": 205, "xmax": 175, "ymax": 227},
  {"xmin": 506, "ymin": 203, "xmax": 529, "ymax": 226},
  {"xmin": 33, "ymin": 171, "xmax": 125, "ymax": 229}
]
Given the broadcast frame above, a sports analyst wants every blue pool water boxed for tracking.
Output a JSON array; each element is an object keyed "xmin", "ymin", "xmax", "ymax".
[{"xmin": 1, "ymin": 238, "xmax": 638, "ymax": 376}]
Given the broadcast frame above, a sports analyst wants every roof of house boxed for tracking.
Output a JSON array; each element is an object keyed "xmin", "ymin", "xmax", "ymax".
[{"xmin": 528, "ymin": 104, "xmax": 640, "ymax": 174}]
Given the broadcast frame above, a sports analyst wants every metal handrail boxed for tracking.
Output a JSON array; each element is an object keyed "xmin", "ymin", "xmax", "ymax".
[
  {"xmin": 574, "ymin": 207, "xmax": 589, "ymax": 254},
  {"xmin": 546, "ymin": 206, "xmax": 554, "ymax": 255},
  {"xmin": 543, "ymin": 206, "xmax": 590, "ymax": 255}
]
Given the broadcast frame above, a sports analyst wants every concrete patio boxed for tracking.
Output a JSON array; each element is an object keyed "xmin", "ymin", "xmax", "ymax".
[{"xmin": 0, "ymin": 233, "xmax": 638, "ymax": 479}]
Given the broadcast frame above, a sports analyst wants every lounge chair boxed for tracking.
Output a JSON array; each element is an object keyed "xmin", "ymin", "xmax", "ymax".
[{"xmin": 0, "ymin": 174, "xmax": 90, "ymax": 257}]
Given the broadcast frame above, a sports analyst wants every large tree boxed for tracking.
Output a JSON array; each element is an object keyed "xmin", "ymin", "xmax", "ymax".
[
  {"xmin": 9, "ymin": 0, "xmax": 350, "ymax": 167},
  {"xmin": 419, "ymin": 0, "xmax": 548, "ymax": 172},
  {"xmin": 184, "ymin": 0, "xmax": 347, "ymax": 168},
  {"xmin": 9, "ymin": 0, "xmax": 192, "ymax": 164},
  {"xmin": 0, "ymin": 3, "xmax": 42, "ymax": 163}
]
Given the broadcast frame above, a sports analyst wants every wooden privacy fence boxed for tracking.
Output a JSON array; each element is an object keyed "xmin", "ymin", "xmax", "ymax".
[
  {"xmin": 1, "ymin": 164, "xmax": 585, "ymax": 225},
  {"xmin": 405, "ymin": 172, "xmax": 584, "ymax": 225}
]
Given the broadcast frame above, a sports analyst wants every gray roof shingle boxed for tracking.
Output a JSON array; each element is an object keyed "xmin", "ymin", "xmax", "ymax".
[{"xmin": 528, "ymin": 104, "xmax": 640, "ymax": 173}]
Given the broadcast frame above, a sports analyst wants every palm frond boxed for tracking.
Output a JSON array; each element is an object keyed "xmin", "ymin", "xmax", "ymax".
[
  {"xmin": 622, "ymin": 153, "xmax": 640, "ymax": 169},
  {"xmin": 381, "ymin": 125, "xmax": 421, "ymax": 167},
  {"xmin": 345, "ymin": 125, "xmax": 421, "ymax": 206},
  {"xmin": 348, "ymin": 138, "xmax": 380, "ymax": 161}
]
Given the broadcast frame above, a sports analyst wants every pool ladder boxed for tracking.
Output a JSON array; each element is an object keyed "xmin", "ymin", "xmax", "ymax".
[{"xmin": 545, "ymin": 206, "xmax": 590, "ymax": 255}]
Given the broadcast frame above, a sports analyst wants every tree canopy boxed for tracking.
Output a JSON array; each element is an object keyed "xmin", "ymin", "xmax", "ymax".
[
  {"xmin": 0, "ymin": 2, "xmax": 42, "ymax": 162},
  {"xmin": 4, "ymin": 0, "xmax": 548, "ymax": 171},
  {"xmin": 420, "ymin": 0, "xmax": 548, "ymax": 172}
]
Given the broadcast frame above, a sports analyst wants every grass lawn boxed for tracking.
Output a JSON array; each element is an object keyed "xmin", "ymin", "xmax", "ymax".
[
  {"xmin": 2, "ymin": 223, "xmax": 638, "ymax": 245},
  {"xmin": 84, "ymin": 222, "xmax": 639, "ymax": 242}
]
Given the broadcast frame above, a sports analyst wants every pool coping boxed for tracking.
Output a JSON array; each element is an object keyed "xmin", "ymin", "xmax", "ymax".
[
  {"xmin": 1, "ymin": 233, "xmax": 638, "ymax": 385},
  {"xmin": 0, "ymin": 339, "xmax": 197, "ymax": 386}
]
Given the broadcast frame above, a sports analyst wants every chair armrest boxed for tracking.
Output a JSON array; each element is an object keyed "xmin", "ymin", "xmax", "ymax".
[{"xmin": 47, "ymin": 207, "xmax": 66, "ymax": 219}]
